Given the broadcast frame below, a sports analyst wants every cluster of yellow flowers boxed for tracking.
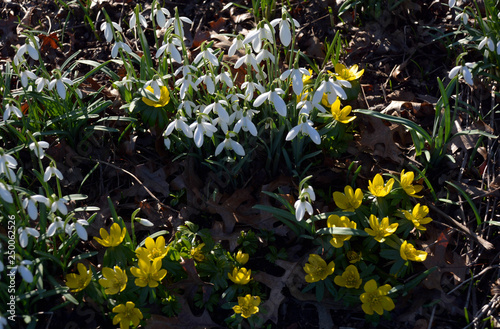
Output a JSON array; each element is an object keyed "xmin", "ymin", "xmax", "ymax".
[{"xmin": 302, "ymin": 169, "xmax": 431, "ymax": 316}]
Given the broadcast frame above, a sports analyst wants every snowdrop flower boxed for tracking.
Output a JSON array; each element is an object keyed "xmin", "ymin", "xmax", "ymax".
[
  {"xmin": 256, "ymin": 49, "xmax": 275, "ymax": 63},
  {"xmin": 0, "ymin": 151, "xmax": 17, "ymax": 182},
  {"xmin": 44, "ymin": 165, "xmax": 64, "ymax": 182},
  {"xmin": 294, "ymin": 193, "xmax": 314, "ymax": 221},
  {"xmin": 496, "ymin": 41, "xmax": 500, "ymax": 54},
  {"xmin": 190, "ymin": 114, "xmax": 218, "ymax": 147},
  {"xmin": 243, "ymin": 24, "xmax": 275, "ymax": 52},
  {"xmin": 253, "ymin": 88, "xmax": 287, "ymax": 116},
  {"xmin": 313, "ymin": 77, "xmax": 350, "ymax": 104},
  {"xmin": 100, "ymin": 21, "xmax": 122, "ymax": 42},
  {"xmin": 215, "ymin": 132, "xmax": 245, "ymax": 156},
  {"xmin": 204, "ymin": 99, "xmax": 230, "ymax": 123},
  {"xmin": 270, "ymin": 11, "xmax": 300, "ymax": 46},
  {"xmin": 66, "ymin": 219, "xmax": 89, "ymax": 240},
  {"xmin": 215, "ymin": 71, "xmax": 234, "ymax": 89},
  {"xmin": 194, "ymin": 48, "xmax": 219, "ymax": 66},
  {"xmin": 47, "ymin": 216, "xmax": 66, "ymax": 236},
  {"xmin": 233, "ymin": 112, "xmax": 258, "ymax": 136},
  {"xmin": 14, "ymin": 37, "xmax": 40, "ymax": 66},
  {"xmin": 456, "ymin": 11, "xmax": 469, "ymax": 25},
  {"xmin": 0, "ymin": 182, "xmax": 13, "ymax": 203},
  {"xmin": 50, "ymin": 196, "xmax": 68, "ymax": 215},
  {"xmin": 478, "ymin": 36, "xmax": 495, "ymax": 52},
  {"xmin": 164, "ymin": 137, "xmax": 171, "ymax": 149},
  {"xmin": 29, "ymin": 141, "xmax": 49, "ymax": 159},
  {"xmin": 172, "ymin": 15, "xmax": 193, "ymax": 39},
  {"xmin": 35, "ymin": 77, "xmax": 50, "ymax": 92},
  {"xmin": 448, "ymin": 0, "xmax": 456, "ymax": 8},
  {"xmin": 144, "ymin": 78, "xmax": 165, "ymax": 99},
  {"xmin": 234, "ymin": 52, "xmax": 260, "ymax": 72},
  {"xmin": 297, "ymin": 100, "xmax": 327, "ymax": 115},
  {"xmin": 286, "ymin": 113, "xmax": 321, "ymax": 145},
  {"xmin": 20, "ymin": 69, "xmax": 37, "ymax": 88},
  {"xmin": 48, "ymin": 76, "xmax": 74, "ymax": 99},
  {"xmin": 156, "ymin": 39, "xmax": 182, "ymax": 62},
  {"xmin": 178, "ymin": 100, "xmax": 197, "ymax": 117},
  {"xmin": 226, "ymin": 93, "xmax": 245, "ymax": 113},
  {"xmin": 229, "ymin": 37, "xmax": 245, "ymax": 56},
  {"xmin": 111, "ymin": 41, "xmax": 133, "ymax": 58},
  {"xmin": 280, "ymin": 68, "xmax": 310, "ymax": 96},
  {"xmin": 12, "ymin": 260, "xmax": 33, "ymax": 283},
  {"xmin": 3, "ymin": 103, "xmax": 22, "ymax": 121},
  {"xmin": 174, "ymin": 64, "xmax": 199, "ymax": 99},
  {"xmin": 196, "ymin": 74, "xmax": 216, "ymax": 94},
  {"xmin": 241, "ymin": 81, "xmax": 265, "ymax": 101},
  {"xmin": 129, "ymin": 11, "xmax": 148, "ymax": 29},
  {"xmin": 164, "ymin": 114, "xmax": 193, "ymax": 139},
  {"xmin": 23, "ymin": 194, "xmax": 49, "ymax": 220},
  {"xmin": 449, "ymin": 63, "xmax": 474, "ymax": 85},
  {"xmin": 18, "ymin": 227, "xmax": 40, "ymax": 248},
  {"xmin": 136, "ymin": 217, "xmax": 154, "ymax": 227},
  {"xmin": 154, "ymin": 7, "xmax": 172, "ymax": 28}
]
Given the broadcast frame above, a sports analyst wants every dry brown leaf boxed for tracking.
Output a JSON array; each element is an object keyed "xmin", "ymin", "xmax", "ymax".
[{"xmin": 358, "ymin": 113, "xmax": 406, "ymax": 164}]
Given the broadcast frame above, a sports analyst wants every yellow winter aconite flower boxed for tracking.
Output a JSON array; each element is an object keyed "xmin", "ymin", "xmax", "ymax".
[
  {"xmin": 402, "ymin": 203, "xmax": 432, "ymax": 231},
  {"xmin": 190, "ymin": 243, "xmax": 205, "ymax": 262},
  {"xmin": 360, "ymin": 279, "xmax": 395, "ymax": 315},
  {"xmin": 346, "ymin": 250, "xmax": 362, "ymax": 264},
  {"xmin": 334, "ymin": 63, "xmax": 364, "ymax": 81},
  {"xmin": 333, "ymin": 185, "xmax": 363, "ymax": 212},
  {"xmin": 303, "ymin": 254, "xmax": 335, "ymax": 283},
  {"xmin": 364, "ymin": 215, "xmax": 398, "ymax": 243},
  {"xmin": 368, "ymin": 174, "xmax": 394, "ymax": 198},
  {"xmin": 130, "ymin": 256, "xmax": 167, "ymax": 288},
  {"xmin": 330, "ymin": 98, "xmax": 356, "ymax": 124},
  {"xmin": 99, "ymin": 266, "xmax": 128, "ymax": 295},
  {"xmin": 400, "ymin": 240, "xmax": 427, "ymax": 262},
  {"xmin": 136, "ymin": 236, "xmax": 169, "ymax": 261},
  {"xmin": 94, "ymin": 223, "xmax": 126, "ymax": 248},
  {"xmin": 400, "ymin": 170, "xmax": 423, "ymax": 198},
  {"xmin": 142, "ymin": 85, "xmax": 170, "ymax": 107},
  {"xmin": 228, "ymin": 267, "xmax": 252, "ymax": 285},
  {"xmin": 66, "ymin": 263, "xmax": 92, "ymax": 292},
  {"xmin": 327, "ymin": 214, "xmax": 357, "ymax": 248},
  {"xmin": 334, "ymin": 265, "xmax": 362, "ymax": 289},
  {"xmin": 235, "ymin": 250, "xmax": 249, "ymax": 265},
  {"xmin": 233, "ymin": 294, "xmax": 261, "ymax": 318},
  {"xmin": 112, "ymin": 301, "xmax": 143, "ymax": 329}
]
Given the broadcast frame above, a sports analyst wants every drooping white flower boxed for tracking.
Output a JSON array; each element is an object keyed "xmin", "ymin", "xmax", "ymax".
[
  {"xmin": 0, "ymin": 152, "xmax": 17, "ymax": 182},
  {"xmin": 44, "ymin": 165, "xmax": 64, "ymax": 182},
  {"xmin": 12, "ymin": 260, "xmax": 33, "ymax": 283},
  {"xmin": 23, "ymin": 194, "xmax": 49, "ymax": 220},
  {"xmin": 228, "ymin": 37, "xmax": 245, "ymax": 56},
  {"xmin": 67, "ymin": 219, "xmax": 89, "ymax": 240},
  {"xmin": 234, "ymin": 52, "xmax": 260, "ymax": 72},
  {"xmin": 204, "ymin": 99, "xmax": 230, "ymax": 123},
  {"xmin": 241, "ymin": 81, "xmax": 265, "ymax": 101},
  {"xmin": 313, "ymin": 78, "xmax": 350, "ymax": 104},
  {"xmin": 50, "ymin": 196, "xmax": 68, "ymax": 215},
  {"xmin": 253, "ymin": 88, "xmax": 287, "ymax": 116},
  {"xmin": 194, "ymin": 48, "xmax": 219, "ymax": 66},
  {"xmin": 280, "ymin": 68, "xmax": 310, "ymax": 95},
  {"xmin": 243, "ymin": 24, "xmax": 275, "ymax": 52},
  {"xmin": 215, "ymin": 133, "xmax": 245, "ymax": 157},
  {"xmin": 178, "ymin": 100, "xmax": 197, "ymax": 117},
  {"xmin": 233, "ymin": 112, "xmax": 258, "ymax": 136},
  {"xmin": 478, "ymin": 36, "xmax": 495, "ymax": 52},
  {"xmin": 297, "ymin": 100, "xmax": 327, "ymax": 115},
  {"xmin": 164, "ymin": 115, "xmax": 193, "ymax": 139},
  {"xmin": 456, "ymin": 11, "xmax": 469, "ymax": 25},
  {"xmin": 35, "ymin": 77, "xmax": 50, "ymax": 92},
  {"xmin": 448, "ymin": 0, "xmax": 456, "ymax": 8},
  {"xmin": 154, "ymin": 7, "xmax": 172, "ymax": 28},
  {"xmin": 14, "ymin": 37, "xmax": 40, "ymax": 66},
  {"xmin": 215, "ymin": 71, "xmax": 234, "ymax": 88},
  {"xmin": 172, "ymin": 15, "xmax": 193, "ymax": 39},
  {"xmin": 190, "ymin": 115, "xmax": 218, "ymax": 147},
  {"xmin": 29, "ymin": 141, "xmax": 50, "ymax": 159},
  {"xmin": 48, "ymin": 77, "xmax": 74, "ymax": 99},
  {"xmin": 3, "ymin": 103, "xmax": 22, "ymax": 121},
  {"xmin": 496, "ymin": 41, "xmax": 500, "ymax": 54},
  {"xmin": 256, "ymin": 49, "xmax": 275, "ymax": 63},
  {"xmin": 0, "ymin": 182, "xmax": 13, "ymax": 203},
  {"xmin": 136, "ymin": 217, "xmax": 154, "ymax": 227},
  {"xmin": 18, "ymin": 227, "xmax": 40, "ymax": 248},
  {"xmin": 111, "ymin": 41, "xmax": 133, "ymax": 58},
  {"xmin": 294, "ymin": 183, "xmax": 315, "ymax": 221},
  {"xmin": 286, "ymin": 114, "xmax": 321, "ymax": 145},
  {"xmin": 20, "ymin": 69, "xmax": 37, "ymax": 88},
  {"xmin": 47, "ymin": 216, "xmax": 65, "ymax": 236},
  {"xmin": 144, "ymin": 78, "xmax": 165, "ymax": 99},
  {"xmin": 129, "ymin": 11, "xmax": 148, "ymax": 29},
  {"xmin": 174, "ymin": 65, "xmax": 199, "ymax": 99},
  {"xmin": 100, "ymin": 21, "xmax": 122, "ymax": 42},
  {"xmin": 449, "ymin": 63, "xmax": 474, "ymax": 85},
  {"xmin": 156, "ymin": 39, "xmax": 182, "ymax": 62},
  {"xmin": 196, "ymin": 74, "xmax": 216, "ymax": 94},
  {"xmin": 270, "ymin": 14, "xmax": 300, "ymax": 47}
]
